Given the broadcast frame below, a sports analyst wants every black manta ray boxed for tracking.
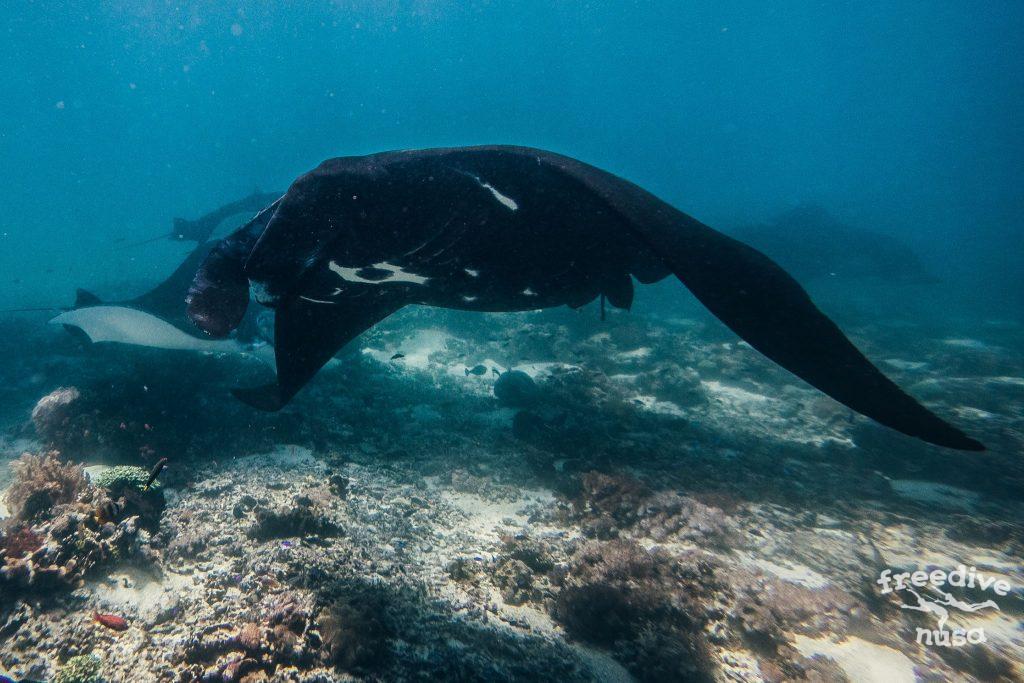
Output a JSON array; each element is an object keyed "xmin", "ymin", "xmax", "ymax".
[{"xmin": 186, "ymin": 146, "xmax": 984, "ymax": 451}]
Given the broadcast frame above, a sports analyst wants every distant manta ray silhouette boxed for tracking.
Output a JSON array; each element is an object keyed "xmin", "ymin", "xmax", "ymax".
[
  {"xmin": 50, "ymin": 238, "xmax": 269, "ymax": 358},
  {"xmin": 126, "ymin": 189, "xmax": 283, "ymax": 246},
  {"xmin": 185, "ymin": 145, "xmax": 984, "ymax": 451},
  {"xmin": 0, "ymin": 194, "xmax": 279, "ymax": 357}
]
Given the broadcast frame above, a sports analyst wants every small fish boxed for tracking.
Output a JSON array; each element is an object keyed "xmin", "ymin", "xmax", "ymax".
[
  {"xmin": 94, "ymin": 611, "xmax": 129, "ymax": 631},
  {"xmin": 94, "ymin": 497, "xmax": 126, "ymax": 524},
  {"xmin": 465, "ymin": 364, "xmax": 488, "ymax": 376},
  {"xmin": 143, "ymin": 457, "xmax": 168, "ymax": 490},
  {"xmin": 390, "ymin": 352, "xmax": 405, "ymax": 360}
]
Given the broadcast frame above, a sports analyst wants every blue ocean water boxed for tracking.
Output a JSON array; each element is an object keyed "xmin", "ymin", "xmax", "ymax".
[{"xmin": 1, "ymin": 2, "xmax": 1020, "ymax": 318}]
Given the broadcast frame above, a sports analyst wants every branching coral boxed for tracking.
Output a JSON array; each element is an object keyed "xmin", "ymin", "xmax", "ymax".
[{"xmin": 3, "ymin": 451, "xmax": 87, "ymax": 521}]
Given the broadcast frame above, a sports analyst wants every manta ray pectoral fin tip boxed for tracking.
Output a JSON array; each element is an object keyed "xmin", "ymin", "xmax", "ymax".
[
  {"xmin": 231, "ymin": 384, "xmax": 284, "ymax": 412},
  {"xmin": 946, "ymin": 433, "xmax": 985, "ymax": 452}
]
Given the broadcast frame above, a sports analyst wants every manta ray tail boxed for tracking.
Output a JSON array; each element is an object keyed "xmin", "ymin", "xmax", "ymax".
[{"xmin": 545, "ymin": 154, "xmax": 984, "ymax": 451}]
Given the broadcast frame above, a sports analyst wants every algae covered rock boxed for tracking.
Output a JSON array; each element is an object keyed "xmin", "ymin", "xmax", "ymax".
[
  {"xmin": 91, "ymin": 466, "xmax": 165, "ymax": 531},
  {"xmin": 92, "ymin": 466, "xmax": 159, "ymax": 494},
  {"xmin": 54, "ymin": 654, "xmax": 102, "ymax": 683}
]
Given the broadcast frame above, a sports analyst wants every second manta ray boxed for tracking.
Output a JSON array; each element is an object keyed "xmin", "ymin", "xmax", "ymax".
[{"xmin": 187, "ymin": 146, "xmax": 984, "ymax": 451}]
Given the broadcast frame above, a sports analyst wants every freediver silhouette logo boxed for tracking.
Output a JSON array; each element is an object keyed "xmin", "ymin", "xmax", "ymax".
[{"xmin": 877, "ymin": 565, "xmax": 1011, "ymax": 647}]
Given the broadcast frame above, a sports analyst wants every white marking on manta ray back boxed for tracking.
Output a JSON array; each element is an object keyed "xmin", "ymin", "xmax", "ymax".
[
  {"xmin": 51, "ymin": 306, "xmax": 246, "ymax": 355},
  {"xmin": 458, "ymin": 170, "xmax": 519, "ymax": 211},
  {"xmin": 299, "ymin": 296, "xmax": 336, "ymax": 305},
  {"xmin": 328, "ymin": 261, "xmax": 429, "ymax": 285},
  {"xmin": 478, "ymin": 180, "xmax": 518, "ymax": 211},
  {"xmin": 465, "ymin": 268, "xmax": 480, "ymax": 277},
  {"xmin": 522, "ymin": 288, "xmax": 537, "ymax": 296}
]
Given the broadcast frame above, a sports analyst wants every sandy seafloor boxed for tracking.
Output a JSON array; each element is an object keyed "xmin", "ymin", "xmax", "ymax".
[{"xmin": 0, "ymin": 301, "xmax": 1021, "ymax": 683}]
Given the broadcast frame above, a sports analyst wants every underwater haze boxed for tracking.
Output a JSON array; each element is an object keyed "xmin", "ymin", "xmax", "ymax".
[
  {"xmin": 2, "ymin": 2, "xmax": 1022, "ymax": 317},
  {"xmin": 1, "ymin": 2, "xmax": 1022, "ymax": 682}
]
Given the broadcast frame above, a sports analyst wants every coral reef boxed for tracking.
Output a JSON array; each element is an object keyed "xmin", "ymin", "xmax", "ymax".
[
  {"xmin": 4, "ymin": 451, "xmax": 87, "ymax": 521},
  {"xmin": 91, "ymin": 465, "xmax": 166, "ymax": 531},
  {"xmin": 0, "ymin": 294, "xmax": 1020, "ymax": 681},
  {"xmin": 92, "ymin": 465, "xmax": 159, "ymax": 493},
  {"xmin": 568, "ymin": 470, "xmax": 733, "ymax": 547},
  {"xmin": 553, "ymin": 540, "xmax": 720, "ymax": 682}
]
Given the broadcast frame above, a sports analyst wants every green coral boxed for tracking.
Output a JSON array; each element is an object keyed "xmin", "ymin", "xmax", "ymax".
[
  {"xmin": 54, "ymin": 654, "xmax": 102, "ymax": 683},
  {"xmin": 92, "ymin": 466, "xmax": 160, "ymax": 494}
]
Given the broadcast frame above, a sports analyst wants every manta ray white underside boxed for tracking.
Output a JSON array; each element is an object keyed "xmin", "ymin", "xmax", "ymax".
[{"xmin": 51, "ymin": 305, "xmax": 274, "ymax": 365}]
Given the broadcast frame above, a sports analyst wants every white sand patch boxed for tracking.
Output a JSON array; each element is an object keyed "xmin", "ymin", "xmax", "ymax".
[
  {"xmin": 702, "ymin": 381, "xmax": 771, "ymax": 406},
  {"xmin": 90, "ymin": 566, "xmax": 191, "ymax": 614},
  {"xmin": 737, "ymin": 552, "xmax": 832, "ymax": 589},
  {"xmin": 883, "ymin": 359, "xmax": 928, "ymax": 371},
  {"xmin": 587, "ymin": 332, "xmax": 611, "ymax": 344},
  {"xmin": 875, "ymin": 525, "xmax": 973, "ymax": 573},
  {"xmin": 514, "ymin": 361, "xmax": 579, "ymax": 379},
  {"xmin": 954, "ymin": 406, "xmax": 997, "ymax": 420},
  {"xmin": 441, "ymin": 489, "xmax": 554, "ymax": 542},
  {"xmin": 443, "ymin": 361, "xmax": 580, "ymax": 390},
  {"xmin": 630, "ymin": 394, "xmax": 688, "ymax": 418},
  {"xmin": 718, "ymin": 648, "xmax": 763, "ymax": 682},
  {"xmin": 972, "ymin": 611, "xmax": 1024, "ymax": 650},
  {"xmin": 362, "ymin": 328, "xmax": 452, "ymax": 370},
  {"xmin": 792, "ymin": 635, "xmax": 916, "ymax": 683},
  {"xmin": 942, "ymin": 338, "xmax": 989, "ymax": 350},
  {"xmin": 246, "ymin": 444, "xmax": 317, "ymax": 469},
  {"xmin": 890, "ymin": 480, "xmax": 979, "ymax": 511},
  {"xmin": 612, "ymin": 347, "xmax": 651, "ymax": 363}
]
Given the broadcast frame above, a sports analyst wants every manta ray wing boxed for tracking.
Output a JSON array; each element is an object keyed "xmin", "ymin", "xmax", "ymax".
[
  {"xmin": 529, "ymin": 149, "xmax": 983, "ymax": 451},
  {"xmin": 231, "ymin": 294, "xmax": 403, "ymax": 410}
]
